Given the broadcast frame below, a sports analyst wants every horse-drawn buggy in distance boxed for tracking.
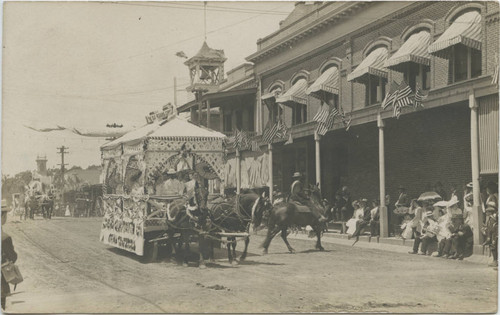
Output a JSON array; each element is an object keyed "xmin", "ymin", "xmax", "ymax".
[
  {"xmin": 99, "ymin": 112, "xmax": 271, "ymax": 266},
  {"xmin": 23, "ymin": 180, "xmax": 55, "ymax": 220}
]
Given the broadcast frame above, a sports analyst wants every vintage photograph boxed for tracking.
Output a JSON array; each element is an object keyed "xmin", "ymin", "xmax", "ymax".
[{"xmin": 1, "ymin": 1, "xmax": 499, "ymax": 313}]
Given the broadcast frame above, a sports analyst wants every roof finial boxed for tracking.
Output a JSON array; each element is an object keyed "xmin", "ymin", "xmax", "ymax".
[{"xmin": 204, "ymin": 1, "xmax": 207, "ymax": 41}]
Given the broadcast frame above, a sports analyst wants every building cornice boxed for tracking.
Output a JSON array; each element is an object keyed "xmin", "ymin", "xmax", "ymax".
[
  {"xmin": 255, "ymin": 2, "xmax": 428, "ymax": 79},
  {"xmin": 246, "ymin": 2, "xmax": 369, "ymax": 63}
]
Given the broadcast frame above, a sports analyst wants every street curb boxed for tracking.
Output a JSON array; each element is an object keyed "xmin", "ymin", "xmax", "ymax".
[{"xmin": 273, "ymin": 230, "xmax": 495, "ymax": 266}]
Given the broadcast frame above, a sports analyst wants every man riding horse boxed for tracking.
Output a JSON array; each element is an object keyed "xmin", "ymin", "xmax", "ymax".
[{"xmin": 290, "ymin": 172, "xmax": 328, "ymax": 223}]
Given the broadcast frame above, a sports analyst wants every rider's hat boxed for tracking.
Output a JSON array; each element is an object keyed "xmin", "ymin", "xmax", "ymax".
[
  {"xmin": 292, "ymin": 172, "xmax": 302, "ymax": 178},
  {"xmin": 1, "ymin": 200, "xmax": 9, "ymax": 212}
]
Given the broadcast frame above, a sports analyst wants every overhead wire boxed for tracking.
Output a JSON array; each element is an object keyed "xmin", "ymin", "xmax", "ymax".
[
  {"xmin": 104, "ymin": 2, "xmax": 290, "ymax": 15},
  {"xmin": 88, "ymin": 3, "xmax": 293, "ymax": 68}
]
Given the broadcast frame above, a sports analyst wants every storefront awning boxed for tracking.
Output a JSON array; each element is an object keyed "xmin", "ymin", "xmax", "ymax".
[
  {"xmin": 276, "ymin": 78, "xmax": 308, "ymax": 105},
  {"xmin": 347, "ymin": 47, "xmax": 389, "ymax": 83},
  {"xmin": 306, "ymin": 66, "xmax": 339, "ymax": 99},
  {"xmin": 385, "ymin": 31, "xmax": 431, "ymax": 72},
  {"xmin": 428, "ymin": 10, "xmax": 482, "ymax": 58}
]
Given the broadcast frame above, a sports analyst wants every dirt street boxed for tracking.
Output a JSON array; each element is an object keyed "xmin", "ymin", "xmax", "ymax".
[{"xmin": 2, "ymin": 216, "xmax": 497, "ymax": 313}]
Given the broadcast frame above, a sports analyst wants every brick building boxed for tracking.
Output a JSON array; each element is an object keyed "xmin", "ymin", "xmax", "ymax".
[{"xmin": 179, "ymin": 2, "xmax": 499, "ymax": 249}]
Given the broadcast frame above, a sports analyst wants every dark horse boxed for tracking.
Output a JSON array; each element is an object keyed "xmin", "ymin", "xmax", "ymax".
[
  {"xmin": 40, "ymin": 194, "xmax": 54, "ymax": 219},
  {"xmin": 257, "ymin": 184, "xmax": 329, "ymax": 254},
  {"xmin": 207, "ymin": 192, "xmax": 271, "ymax": 265},
  {"xmin": 161, "ymin": 183, "xmax": 213, "ymax": 267}
]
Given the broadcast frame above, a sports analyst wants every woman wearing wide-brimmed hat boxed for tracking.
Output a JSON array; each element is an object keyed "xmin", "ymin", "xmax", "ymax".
[{"xmin": 1, "ymin": 200, "xmax": 18, "ymax": 310}]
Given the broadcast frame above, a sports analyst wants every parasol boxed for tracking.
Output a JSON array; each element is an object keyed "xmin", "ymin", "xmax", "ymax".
[
  {"xmin": 418, "ymin": 192, "xmax": 442, "ymax": 202},
  {"xmin": 195, "ymin": 162, "xmax": 218, "ymax": 180}
]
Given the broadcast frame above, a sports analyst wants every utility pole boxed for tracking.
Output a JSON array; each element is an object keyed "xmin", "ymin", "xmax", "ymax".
[{"xmin": 57, "ymin": 146, "xmax": 69, "ymax": 206}]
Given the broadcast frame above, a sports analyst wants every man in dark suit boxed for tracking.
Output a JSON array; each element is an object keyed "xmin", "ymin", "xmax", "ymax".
[{"xmin": 2, "ymin": 200, "xmax": 18, "ymax": 311}]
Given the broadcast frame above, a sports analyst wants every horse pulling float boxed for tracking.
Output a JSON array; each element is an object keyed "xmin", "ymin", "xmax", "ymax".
[{"xmin": 99, "ymin": 108, "xmax": 257, "ymax": 264}]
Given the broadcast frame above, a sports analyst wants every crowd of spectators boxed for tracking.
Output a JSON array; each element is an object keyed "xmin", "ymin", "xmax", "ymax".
[{"xmin": 328, "ymin": 181, "xmax": 498, "ymax": 267}]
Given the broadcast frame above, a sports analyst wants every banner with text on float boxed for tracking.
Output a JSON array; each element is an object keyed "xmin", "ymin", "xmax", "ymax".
[{"xmin": 99, "ymin": 195, "xmax": 147, "ymax": 256}]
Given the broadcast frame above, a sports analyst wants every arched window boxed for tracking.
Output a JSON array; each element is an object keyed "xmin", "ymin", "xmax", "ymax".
[
  {"xmin": 277, "ymin": 73, "xmax": 309, "ymax": 125},
  {"xmin": 348, "ymin": 39, "xmax": 390, "ymax": 106},
  {"xmin": 386, "ymin": 26, "xmax": 432, "ymax": 91},
  {"xmin": 262, "ymin": 81, "xmax": 285, "ymax": 124},
  {"xmin": 429, "ymin": 7, "xmax": 483, "ymax": 83},
  {"xmin": 307, "ymin": 61, "xmax": 340, "ymax": 108}
]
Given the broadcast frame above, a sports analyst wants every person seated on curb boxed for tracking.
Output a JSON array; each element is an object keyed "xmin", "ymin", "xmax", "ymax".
[
  {"xmin": 369, "ymin": 200, "xmax": 380, "ymax": 240},
  {"xmin": 352, "ymin": 199, "xmax": 370, "ymax": 237},
  {"xmin": 407, "ymin": 200, "xmax": 424, "ymax": 253},
  {"xmin": 409, "ymin": 208, "xmax": 437, "ymax": 255},
  {"xmin": 448, "ymin": 213, "xmax": 473, "ymax": 260},
  {"xmin": 346, "ymin": 200, "xmax": 361, "ymax": 238},
  {"xmin": 432, "ymin": 200, "xmax": 452, "ymax": 258},
  {"xmin": 419, "ymin": 210, "xmax": 439, "ymax": 255},
  {"xmin": 483, "ymin": 201, "xmax": 498, "ymax": 267}
]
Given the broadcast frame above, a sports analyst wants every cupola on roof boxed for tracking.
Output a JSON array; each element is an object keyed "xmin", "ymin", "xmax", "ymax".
[{"xmin": 184, "ymin": 41, "xmax": 227, "ymax": 66}]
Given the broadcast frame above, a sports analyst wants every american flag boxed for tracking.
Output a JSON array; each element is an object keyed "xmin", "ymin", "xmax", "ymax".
[
  {"xmin": 233, "ymin": 129, "xmax": 242, "ymax": 149},
  {"xmin": 338, "ymin": 105, "xmax": 352, "ymax": 131},
  {"xmin": 414, "ymin": 83, "xmax": 427, "ymax": 108},
  {"xmin": 262, "ymin": 121, "xmax": 277, "ymax": 144},
  {"xmin": 393, "ymin": 80, "xmax": 413, "ymax": 119},
  {"xmin": 276, "ymin": 119, "xmax": 289, "ymax": 139},
  {"xmin": 316, "ymin": 107, "xmax": 339, "ymax": 136},
  {"xmin": 312, "ymin": 104, "xmax": 330, "ymax": 124},
  {"xmin": 381, "ymin": 81, "xmax": 400, "ymax": 110}
]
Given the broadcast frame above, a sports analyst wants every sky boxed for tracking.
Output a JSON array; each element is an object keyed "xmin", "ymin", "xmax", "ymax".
[{"xmin": 1, "ymin": 1, "xmax": 295, "ymax": 176}]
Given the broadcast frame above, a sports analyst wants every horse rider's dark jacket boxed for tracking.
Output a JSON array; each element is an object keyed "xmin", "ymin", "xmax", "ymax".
[
  {"xmin": 290, "ymin": 180, "xmax": 308, "ymax": 204},
  {"xmin": 290, "ymin": 180, "xmax": 324, "ymax": 220},
  {"xmin": 2, "ymin": 231, "xmax": 17, "ymax": 298}
]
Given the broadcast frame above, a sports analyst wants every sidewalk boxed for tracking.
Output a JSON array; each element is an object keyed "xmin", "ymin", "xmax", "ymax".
[{"xmin": 283, "ymin": 229, "xmax": 494, "ymax": 266}]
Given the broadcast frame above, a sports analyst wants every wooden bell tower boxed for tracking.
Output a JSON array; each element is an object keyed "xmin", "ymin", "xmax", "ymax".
[{"xmin": 185, "ymin": 41, "xmax": 226, "ymax": 126}]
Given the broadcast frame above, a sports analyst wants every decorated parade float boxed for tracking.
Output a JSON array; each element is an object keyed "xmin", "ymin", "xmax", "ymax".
[{"xmin": 99, "ymin": 105, "xmax": 226, "ymax": 261}]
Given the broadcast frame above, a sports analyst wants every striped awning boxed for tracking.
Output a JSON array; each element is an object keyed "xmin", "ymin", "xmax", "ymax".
[
  {"xmin": 306, "ymin": 67, "xmax": 339, "ymax": 100},
  {"xmin": 385, "ymin": 31, "xmax": 431, "ymax": 72},
  {"xmin": 428, "ymin": 10, "xmax": 482, "ymax": 58},
  {"xmin": 276, "ymin": 78, "xmax": 308, "ymax": 105},
  {"xmin": 347, "ymin": 47, "xmax": 389, "ymax": 83},
  {"xmin": 261, "ymin": 89, "xmax": 281, "ymax": 101}
]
